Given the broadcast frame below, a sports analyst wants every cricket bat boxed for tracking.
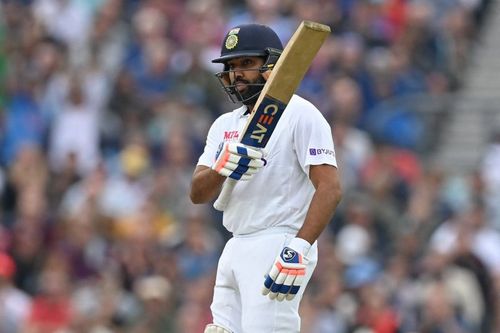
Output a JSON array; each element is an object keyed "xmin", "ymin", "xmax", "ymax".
[{"xmin": 213, "ymin": 21, "xmax": 331, "ymax": 211}]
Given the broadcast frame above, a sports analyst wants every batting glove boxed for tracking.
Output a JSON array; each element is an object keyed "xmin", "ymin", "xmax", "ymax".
[
  {"xmin": 212, "ymin": 142, "xmax": 265, "ymax": 181},
  {"xmin": 262, "ymin": 237, "xmax": 311, "ymax": 301}
]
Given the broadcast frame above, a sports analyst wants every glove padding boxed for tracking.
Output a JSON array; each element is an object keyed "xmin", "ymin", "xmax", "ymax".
[
  {"xmin": 262, "ymin": 237, "xmax": 311, "ymax": 301},
  {"xmin": 212, "ymin": 142, "xmax": 265, "ymax": 181}
]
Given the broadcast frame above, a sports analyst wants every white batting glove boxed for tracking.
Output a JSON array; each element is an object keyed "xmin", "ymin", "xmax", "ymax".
[
  {"xmin": 212, "ymin": 142, "xmax": 265, "ymax": 181},
  {"xmin": 262, "ymin": 237, "xmax": 311, "ymax": 301}
]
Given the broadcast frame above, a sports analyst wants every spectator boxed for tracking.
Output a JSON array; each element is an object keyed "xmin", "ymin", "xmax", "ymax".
[
  {"xmin": 32, "ymin": 0, "xmax": 93, "ymax": 65},
  {"xmin": 419, "ymin": 279, "xmax": 469, "ymax": 333},
  {"xmin": 24, "ymin": 257, "xmax": 74, "ymax": 332},
  {"xmin": 0, "ymin": 1, "xmax": 496, "ymax": 331},
  {"xmin": 99, "ymin": 141, "xmax": 151, "ymax": 223},
  {"xmin": 0, "ymin": 252, "xmax": 32, "ymax": 333},
  {"xmin": 175, "ymin": 208, "xmax": 222, "ymax": 281},
  {"xmin": 48, "ymin": 75, "xmax": 101, "ymax": 175},
  {"xmin": 227, "ymin": 0, "xmax": 296, "ymax": 42},
  {"xmin": 132, "ymin": 275, "xmax": 176, "ymax": 332},
  {"xmin": 481, "ymin": 129, "xmax": 500, "ymax": 229},
  {"xmin": 1, "ymin": 86, "xmax": 45, "ymax": 167},
  {"xmin": 331, "ymin": 117, "xmax": 374, "ymax": 192}
]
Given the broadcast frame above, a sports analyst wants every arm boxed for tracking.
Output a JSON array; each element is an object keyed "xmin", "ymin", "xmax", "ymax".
[
  {"xmin": 190, "ymin": 165, "xmax": 226, "ymax": 204},
  {"xmin": 262, "ymin": 163, "xmax": 341, "ymax": 301},
  {"xmin": 297, "ymin": 164, "xmax": 342, "ymax": 244}
]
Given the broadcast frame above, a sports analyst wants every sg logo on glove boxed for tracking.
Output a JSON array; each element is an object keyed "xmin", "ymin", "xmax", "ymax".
[
  {"xmin": 262, "ymin": 239, "xmax": 310, "ymax": 302},
  {"xmin": 282, "ymin": 248, "xmax": 297, "ymax": 261}
]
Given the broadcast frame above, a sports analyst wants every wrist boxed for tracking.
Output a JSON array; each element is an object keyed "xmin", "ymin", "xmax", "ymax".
[{"xmin": 288, "ymin": 237, "xmax": 312, "ymax": 256}]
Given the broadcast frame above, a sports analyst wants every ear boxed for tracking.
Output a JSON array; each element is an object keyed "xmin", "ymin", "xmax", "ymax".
[{"xmin": 261, "ymin": 70, "xmax": 272, "ymax": 81}]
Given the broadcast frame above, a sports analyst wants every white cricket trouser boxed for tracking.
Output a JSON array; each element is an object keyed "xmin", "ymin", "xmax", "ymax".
[{"xmin": 210, "ymin": 228, "xmax": 318, "ymax": 333}]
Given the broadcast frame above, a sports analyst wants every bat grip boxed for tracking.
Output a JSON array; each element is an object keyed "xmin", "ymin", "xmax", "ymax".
[{"xmin": 213, "ymin": 179, "xmax": 237, "ymax": 211}]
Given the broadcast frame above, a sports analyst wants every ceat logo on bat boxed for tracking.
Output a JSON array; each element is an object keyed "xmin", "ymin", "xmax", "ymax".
[
  {"xmin": 241, "ymin": 96, "xmax": 286, "ymax": 148},
  {"xmin": 250, "ymin": 103, "xmax": 279, "ymax": 143}
]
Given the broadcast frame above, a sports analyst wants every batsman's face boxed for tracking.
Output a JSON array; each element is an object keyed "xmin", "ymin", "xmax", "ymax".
[{"xmin": 226, "ymin": 56, "xmax": 265, "ymax": 93}]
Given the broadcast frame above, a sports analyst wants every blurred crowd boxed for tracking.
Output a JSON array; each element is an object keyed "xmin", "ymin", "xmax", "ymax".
[{"xmin": 0, "ymin": 0, "xmax": 499, "ymax": 332}]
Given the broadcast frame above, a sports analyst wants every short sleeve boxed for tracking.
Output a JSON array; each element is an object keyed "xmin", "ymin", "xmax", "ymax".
[
  {"xmin": 292, "ymin": 102, "xmax": 337, "ymax": 174},
  {"xmin": 197, "ymin": 117, "xmax": 224, "ymax": 167}
]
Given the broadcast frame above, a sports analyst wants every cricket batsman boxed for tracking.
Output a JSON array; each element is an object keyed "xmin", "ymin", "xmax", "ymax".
[{"xmin": 190, "ymin": 23, "xmax": 342, "ymax": 333}]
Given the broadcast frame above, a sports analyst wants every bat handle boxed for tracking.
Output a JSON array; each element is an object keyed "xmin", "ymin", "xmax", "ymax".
[{"xmin": 213, "ymin": 179, "xmax": 237, "ymax": 211}]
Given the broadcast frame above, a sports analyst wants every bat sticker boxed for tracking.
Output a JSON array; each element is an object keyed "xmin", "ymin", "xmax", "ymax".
[{"xmin": 241, "ymin": 96, "xmax": 287, "ymax": 147}]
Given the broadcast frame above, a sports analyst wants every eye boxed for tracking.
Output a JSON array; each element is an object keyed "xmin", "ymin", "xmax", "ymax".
[{"xmin": 242, "ymin": 59, "xmax": 253, "ymax": 67}]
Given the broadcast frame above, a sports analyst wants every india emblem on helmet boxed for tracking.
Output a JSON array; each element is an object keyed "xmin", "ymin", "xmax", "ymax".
[{"xmin": 225, "ymin": 34, "xmax": 238, "ymax": 49}]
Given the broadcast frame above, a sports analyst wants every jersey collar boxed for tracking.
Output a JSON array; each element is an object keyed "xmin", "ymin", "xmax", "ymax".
[{"xmin": 238, "ymin": 105, "xmax": 251, "ymax": 118}]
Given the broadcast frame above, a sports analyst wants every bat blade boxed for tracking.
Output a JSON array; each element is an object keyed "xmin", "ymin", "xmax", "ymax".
[
  {"xmin": 213, "ymin": 21, "xmax": 331, "ymax": 211},
  {"xmin": 239, "ymin": 96, "xmax": 287, "ymax": 147}
]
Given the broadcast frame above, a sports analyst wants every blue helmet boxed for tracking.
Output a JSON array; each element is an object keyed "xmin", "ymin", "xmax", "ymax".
[
  {"xmin": 213, "ymin": 24, "xmax": 283, "ymax": 105},
  {"xmin": 212, "ymin": 23, "xmax": 283, "ymax": 64}
]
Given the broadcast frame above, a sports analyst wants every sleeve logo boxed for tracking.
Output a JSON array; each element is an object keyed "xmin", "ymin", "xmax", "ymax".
[{"xmin": 309, "ymin": 148, "xmax": 335, "ymax": 157}]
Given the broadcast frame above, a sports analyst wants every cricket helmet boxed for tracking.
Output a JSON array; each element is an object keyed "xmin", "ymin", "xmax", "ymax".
[
  {"xmin": 212, "ymin": 23, "xmax": 283, "ymax": 64},
  {"xmin": 212, "ymin": 24, "xmax": 283, "ymax": 105}
]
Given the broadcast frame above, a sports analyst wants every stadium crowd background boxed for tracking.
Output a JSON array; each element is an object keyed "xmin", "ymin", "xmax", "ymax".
[{"xmin": 0, "ymin": 0, "xmax": 500, "ymax": 332}]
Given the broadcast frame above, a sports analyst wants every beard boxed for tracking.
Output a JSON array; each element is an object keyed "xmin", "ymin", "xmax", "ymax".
[{"xmin": 233, "ymin": 75, "xmax": 266, "ymax": 106}]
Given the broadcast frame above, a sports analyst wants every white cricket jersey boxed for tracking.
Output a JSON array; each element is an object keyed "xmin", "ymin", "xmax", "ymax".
[{"xmin": 198, "ymin": 94, "xmax": 337, "ymax": 235}]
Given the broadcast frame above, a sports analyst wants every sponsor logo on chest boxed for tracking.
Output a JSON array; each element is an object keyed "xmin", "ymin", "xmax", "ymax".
[{"xmin": 224, "ymin": 131, "xmax": 239, "ymax": 141}]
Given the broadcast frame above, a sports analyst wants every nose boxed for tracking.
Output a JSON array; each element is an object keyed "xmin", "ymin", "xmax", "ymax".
[
  {"xmin": 229, "ymin": 67, "xmax": 245, "ymax": 83},
  {"xmin": 233, "ymin": 67, "xmax": 244, "ymax": 79}
]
